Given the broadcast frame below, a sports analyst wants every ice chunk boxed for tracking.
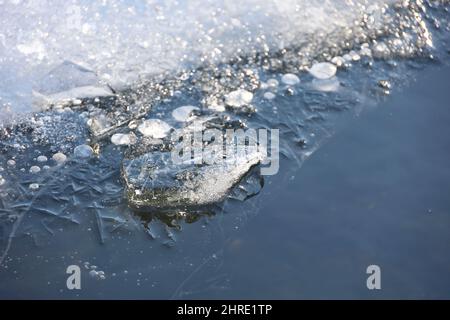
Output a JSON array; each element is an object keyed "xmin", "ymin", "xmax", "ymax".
[
  {"xmin": 35, "ymin": 61, "xmax": 101, "ymax": 95},
  {"xmin": 225, "ymin": 89, "xmax": 253, "ymax": 108},
  {"xmin": 32, "ymin": 61, "xmax": 114, "ymax": 108},
  {"xmin": 281, "ymin": 74, "xmax": 300, "ymax": 85},
  {"xmin": 33, "ymin": 86, "xmax": 114, "ymax": 108},
  {"xmin": 123, "ymin": 150, "xmax": 262, "ymax": 210},
  {"xmin": 309, "ymin": 62, "xmax": 337, "ymax": 80},
  {"xmin": 172, "ymin": 106, "xmax": 200, "ymax": 122},
  {"xmin": 138, "ymin": 119, "xmax": 172, "ymax": 139},
  {"xmin": 122, "ymin": 116, "xmax": 262, "ymax": 209}
]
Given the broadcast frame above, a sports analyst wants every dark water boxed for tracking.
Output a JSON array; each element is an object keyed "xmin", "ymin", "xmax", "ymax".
[{"xmin": 1, "ymin": 63, "xmax": 449, "ymax": 299}]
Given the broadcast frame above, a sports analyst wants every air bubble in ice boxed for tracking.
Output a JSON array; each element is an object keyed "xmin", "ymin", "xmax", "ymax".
[
  {"xmin": 225, "ymin": 89, "xmax": 253, "ymax": 108},
  {"xmin": 172, "ymin": 106, "xmax": 200, "ymax": 122},
  {"xmin": 7, "ymin": 160, "xmax": 16, "ymax": 167},
  {"xmin": 111, "ymin": 133, "xmax": 135, "ymax": 146},
  {"xmin": 29, "ymin": 183, "xmax": 40, "ymax": 191},
  {"xmin": 263, "ymin": 92, "xmax": 276, "ymax": 100},
  {"xmin": 331, "ymin": 56, "xmax": 345, "ymax": 67},
  {"xmin": 311, "ymin": 77, "xmax": 340, "ymax": 92},
  {"xmin": 138, "ymin": 119, "xmax": 172, "ymax": 138},
  {"xmin": 281, "ymin": 73, "xmax": 300, "ymax": 85},
  {"xmin": 309, "ymin": 62, "xmax": 337, "ymax": 80},
  {"xmin": 89, "ymin": 269, "xmax": 105, "ymax": 280},
  {"xmin": 52, "ymin": 152, "xmax": 67, "ymax": 164},
  {"xmin": 74, "ymin": 145, "xmax": 94, "ymax": 159},
  {"xmin": 30, "ymin": 166, "xmax": 41, "ymax": 174},
  {"xmin": 37, "ymin": 155, "xmax": 48, "ymax": 163},
  {"xmin": 266, "ymin": 79, "xmax": 279, "ymax": 89}
]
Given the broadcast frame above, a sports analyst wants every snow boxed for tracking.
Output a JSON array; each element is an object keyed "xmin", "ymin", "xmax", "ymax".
[{"xmin": 0, "ymin": 0, "xmax": 392, "ymax": 113}]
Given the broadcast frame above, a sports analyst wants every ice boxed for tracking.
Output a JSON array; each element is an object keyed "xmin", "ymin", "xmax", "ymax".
[
  {"xmin": 263, "ymin": 92, "xmax": 276, "ymax": 100},
  {"xmin": 281, "ymin": 74, "xmax": 300, "ymax": 85},
  {"xmin": 309, "ymin": 62, "xmax": 337, "ymax": 80},
  {"xmin": 111, "ymin": 133, "xmax": 136, "ymax": 146},
  {"xmin": 225, "ymin": 90, "xmax": 254, "ymax": 108},
  {"xmin": 73, "ymin": 145, "xmax": 94, "ymax": 159},
  {"xmin": 29, "ymin": 166, "xmax": 41, "ymax": 174},
  {"xmin": 52, "ymin": 152, "xmax": 67, "ymax": 164},
  {"xmin": 172, "ymin": 106, "xmax": 200, "ymax": 122},
  {"xmin": 331, "ymin": 56, "xmax": 345, "ymax": 67},
  {"xmin": 311, "ymin": 78, "xmax": 340, "ymax": 92},
  {"xmin": 29, "ymin": 183, "xmax": 39, "ymax": 191},
  {"xmin": 34, "ymin": 61, "xmax": 108, "ymax": 95},
  {"xmin": 138, "ymin": 120, "xmax": 172, "ymax": 139},
  {"xmin": 7, "ymin": 160, "xmax": 16, "ymax": 167},
  {"xmin": 122, "ymin": 116, "xmax": 263, "ymax": 209},
  {"xmin": 0, "ymin": 0, "xmax": 437, "ymax": 114},
  {"xmin": 34, "ymin": 86, "xmax": 114, "ymax": 109},
  {"xmin": 31, "ymin": 61, "xmax": 114, "ymax": 110},
  {"xmin": 266, "ymin": 79, "xmax": 279, "ymax": 89},
  {"xmin": 0, "ymin": 0, "xmax": 446, "ymax": 252}
]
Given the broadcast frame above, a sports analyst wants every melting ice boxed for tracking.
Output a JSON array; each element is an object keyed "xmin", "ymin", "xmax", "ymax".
[{"xmin": 0, "ymin": 0, "xmax": 449, "ymax": 254}]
